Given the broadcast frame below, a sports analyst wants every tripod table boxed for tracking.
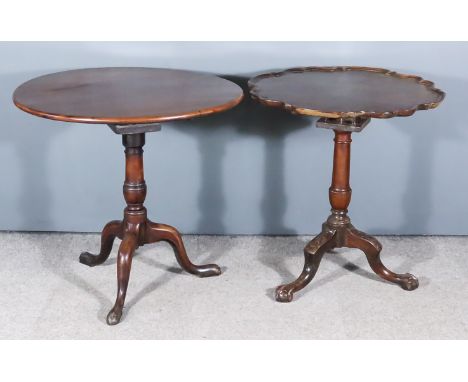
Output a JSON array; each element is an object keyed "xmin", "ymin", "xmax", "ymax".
[
  {"xmin": 14, "ymin": 67, "xmax": 244, "ymax": 324},
  {"xmin": 249, "ymin": 66, "xmax": 445, "ymax": 302}
]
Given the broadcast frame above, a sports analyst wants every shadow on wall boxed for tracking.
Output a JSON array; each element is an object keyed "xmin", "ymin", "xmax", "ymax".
[
  {"xmin": 3, "ymin": 68, "xmax": 319, "ymax": 236},
  {"xmin": 0, "ymin": 71, "xmax": 66, "ymax": 231},
  {"xmin": 374, "ymin": 73, "xmax": 465, "ymax": 236},
  {"xmin": 361, "ymin": 73, "xmax": 467, "ymax": 287},
  {"xmin": 172, "ymin": 73, "xmax": 314, "ymax": 235},
  {"xmin": 170, "ymin": 73, "xmax": 320, "ymax": 290},
  {"xmin": 3, "ymin": 69, "xmax": 464, "ymax": 237},
  {"xmin": 396, "ymin": 73, "xmax": 465, "ymax": 235}
]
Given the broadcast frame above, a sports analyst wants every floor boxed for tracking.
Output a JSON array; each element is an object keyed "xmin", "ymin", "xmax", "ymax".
[{"xmin": 0, "ymin": 232, "xmax": 467, "ymax": 339}]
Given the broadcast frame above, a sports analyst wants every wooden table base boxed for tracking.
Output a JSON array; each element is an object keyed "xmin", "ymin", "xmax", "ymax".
[
  {"xmin": 79, "ymin": 133, "xmax": 221, "ymax": 325},
  {"xmin": 275, "ymin": 127, "xmax": 419, "ymax": 303}
]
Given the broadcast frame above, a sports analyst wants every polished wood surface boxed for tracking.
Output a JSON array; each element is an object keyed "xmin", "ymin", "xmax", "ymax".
[
  {"xmin": 14, "ymin": 67, "xmax": 244, "ymax": 124},
  {"xmin": 79, "ymin": 133, "xmax": 221, "ymax": 325},
  {"xmin": 249, "ymin": 66, "xmax": 445, "ymax": 119},
  {"xmin": 275, "ymin": 127, "xmax": 419, "ymax": 302},
  {"xmin": 12, "ymin": 67, "xmax": 237, "ymax": 324}
]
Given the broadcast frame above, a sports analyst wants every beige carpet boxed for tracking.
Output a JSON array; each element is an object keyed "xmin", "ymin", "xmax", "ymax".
[{"xmin": 0, "ymin": 232, "xmax": 466, "ymax": 339}]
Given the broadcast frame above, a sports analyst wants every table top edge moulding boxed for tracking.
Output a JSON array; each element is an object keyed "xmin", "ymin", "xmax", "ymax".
[
  {"xmin": 248, "ymin": 66, "xmax": 445, "ymax": 119},
  {"xmin": 13, "ymin": 67, "xmax": 244, "ymax": 125}
]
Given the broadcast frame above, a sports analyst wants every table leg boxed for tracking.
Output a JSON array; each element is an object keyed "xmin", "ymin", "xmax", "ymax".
[
  {"xmin": 146, "ymin": 221, "xmax": 221, "ymax": 277},
  {"xmin": 107, "ymin": 231, "xmax": 138, "ymax": 325},
  {"xmin": 79, "ymin": 220, "xmax": 123, "ymax": 266},
  {"xmin": 346, "ymin": 226, "xmax": 418, "ymax": 290},
  {"xmin": 275, "ymin": 231, "xmax": 334, "ymax": 302}
]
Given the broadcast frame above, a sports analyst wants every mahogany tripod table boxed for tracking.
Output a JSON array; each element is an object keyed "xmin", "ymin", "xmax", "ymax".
[
  {"xmin": 14, "ymin": 67, "xmax": 243, "ymax": 324},
  {"xmin": 249, "ymin": 66, "xmax": 445, "ymax": 302}
]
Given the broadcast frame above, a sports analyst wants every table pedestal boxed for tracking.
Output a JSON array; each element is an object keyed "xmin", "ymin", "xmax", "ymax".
[
  {"xmin": 275, "ymin": 123, "xmax": 419, "ymax": 303},
  {"xmin": 79, "ymin": 132, "xmax": 221, "ymax": 325}
]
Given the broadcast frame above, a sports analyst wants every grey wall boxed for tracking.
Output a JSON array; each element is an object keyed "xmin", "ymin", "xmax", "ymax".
[{"xmin": 1, "ymin": 42, "xmax": 466, "ymax": 235}]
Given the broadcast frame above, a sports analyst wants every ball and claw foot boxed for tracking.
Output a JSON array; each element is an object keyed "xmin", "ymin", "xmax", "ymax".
[
  {"xmin": 106, "ymin": 307, "xmax": 123, "ymax": 326},
  {"xmin": 398, "ymin": 273, "xmax": 419, "ymax": 291},
  {"xmin": 275, "ymin": 285, "xmax": 294, "ymax": 303}
]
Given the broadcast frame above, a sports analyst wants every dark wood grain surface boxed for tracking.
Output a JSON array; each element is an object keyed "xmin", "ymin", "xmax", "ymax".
[
  {"xmin": 13, "ymin": 67, "xmax": 244, "ymax": 124},
  {"xmin": 249, "ymin": 66, "xmax": 445, "ymax": 119}
]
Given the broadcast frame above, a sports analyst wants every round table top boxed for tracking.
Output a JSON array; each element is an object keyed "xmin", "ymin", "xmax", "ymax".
[
  {"xmin": 13, "ymin": 67, "xmax": 244, "ymax": 124},
  {"xmin": 249, "ymin": 66, "xmax": 445, "ymax": 119}
]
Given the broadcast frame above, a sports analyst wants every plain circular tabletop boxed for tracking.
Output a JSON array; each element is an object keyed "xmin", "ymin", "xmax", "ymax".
[
  {"xmin": 249, "ymin": 66, "xmax": 445, "ymax": 119},
  {"xmin": 13, "ymin": 67, "xmax": 244, "ymax": 124}
]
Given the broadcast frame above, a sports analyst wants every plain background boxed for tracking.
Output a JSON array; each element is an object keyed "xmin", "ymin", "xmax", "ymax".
[{"xmin": 1, "ymin": 41, "xmax": 466, "ymax": 235}]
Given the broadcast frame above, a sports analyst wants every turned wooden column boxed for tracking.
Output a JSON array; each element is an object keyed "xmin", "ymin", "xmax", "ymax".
[
  {"xmin": 122, "ymin": 133, "xmax": 148, "ymax": 243},
  {"xmin": 327, "ymin": 131, "xmax": 352, "ymax": 231},
  {"xmin": 330, "ymin": 131, "xmax": 351, "ymax": 210}
]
